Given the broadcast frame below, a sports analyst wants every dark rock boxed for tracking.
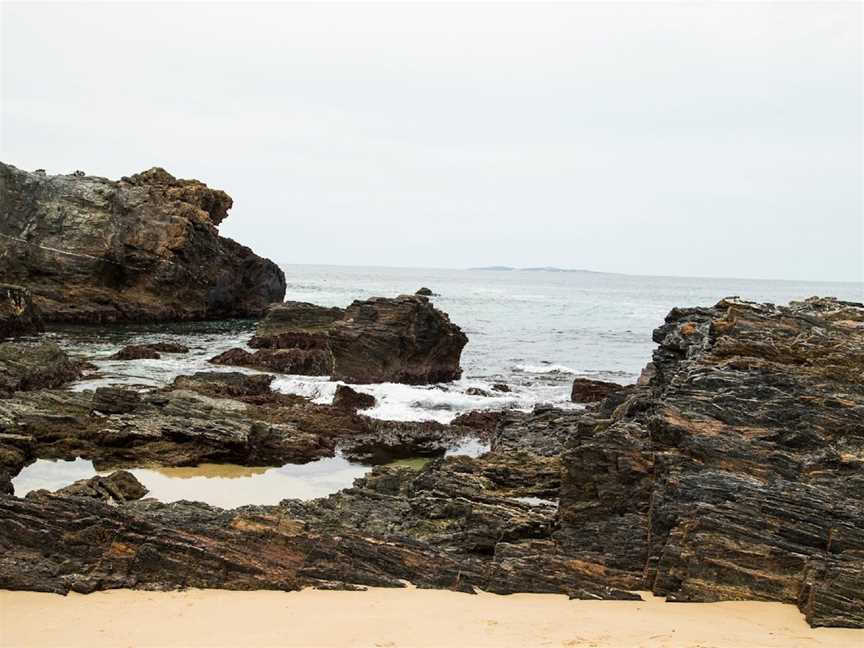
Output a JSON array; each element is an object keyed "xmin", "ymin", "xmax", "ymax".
[
  {"xmin": 557, "ymin": 296, "xmax": 864, "ymax": 628},
  {"xmin": 210, "ymin": 347, "xmax": 331, "ymax": 375},
  {"xmin": 111, "ymin": 342, "xmax": 190, "ymax": 360},
  {"xmin": 0, "ymin": 342, "xmax": 88, "ymax": 397},
  {"xmin": 415, "ymin": 287, "xmax": 434, "ymax": 296},
  {"xmin": 491, "ymin": 383, "xmax": 511, "ymax": 393},
  {"xmin": 50, "ymin": 470, "xmax": 148, "ymax": 502},
  {"xmin": 93, "ymin": 387, "xmax": 141, "ymax": 414},
  {"xmin": 492, "ymin": 407, "xmax": 584, "ymax": 456},
  {"xmin": 172, "ymin": 372, "xmax": 276, "ymax": 399},
  {"xmin": 235, "ymin": 296, "xmax": 467, "ymax": 384},
  {"xmin": 338, "ymin": 418, "xmax": 482, "ymax": 464},
  {"xmin": 570, "ymin": 377, "xmax": 624, "ymax": 403},
  {"xmin": 0, "ymin": 285, "xmax": 43, "ymax": 339},
  {"xmin": 465, "ymin": 387, "xmax": 491, "ymax": 397},
  {"xmin": 0, "ymin": 163, "xmax": 286, "ymax": 323},
  {"xmin": 332, "ymin": 385, "xmax": 376, "ymax": 410},
  {"xmin": 450, "ymin": 410, "xmax": 506, "ymax": 434}
]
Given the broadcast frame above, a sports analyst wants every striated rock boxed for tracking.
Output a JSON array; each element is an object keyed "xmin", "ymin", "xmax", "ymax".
[
  {"xmin": 210, "ymin": 347, "xmax": 331, "ymax": 375},
  {"xmin": 0, "ymin": 342, "xmax": 89, "ymax": 397},
  {"xmin": 492, "ymin": 406, "xmax": 585, "ymax": 456},
  {"xmin": 0, "ymin": 371, "xmax": 488, "ymax": 473},
  {"xmin": 0, "ymin": 285, "xmax": 43, "ymax": 340},
  {"xmin": 49, "ymin": 470, "xmax": 148, "ymax": 503},
  {"xmin": 0, "ymin": 452, "xmax": 614, "ymax": 597},
  {"xmin": 557, "ymin": 296, "xmax": 864, "ymax": 628},
  {"xmin": 111, "ymin": 342, "xmax": 189, "ymax": 361},
  {"xmin": 570, "ymin": 377, "xmax": 624, "ymax": 403},
  {"xmin": 219, "ymin": 296, "xmax": 467, "ymax": 384},
  {"xmin": 0, "ymin": 163, "xmax": 286, "ymax": 323},
  {"xmin": 332, "ymin": 385, "xmax": 376, "ymax": 411}
]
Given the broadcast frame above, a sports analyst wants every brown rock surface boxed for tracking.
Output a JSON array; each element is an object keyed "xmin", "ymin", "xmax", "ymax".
[
  {"xmin": 216, "ymin": 296, "xmax": 467, "ymax": 384},
  {"xmin": 0, "ymin": 163, "xmax": 286, "ymax": 323},
  {"xmin": 570, "ymin": 377, "xmax": 624, "ymax": 402},
  {"xmin": 0, "ymin": 285, "xmax": 43, "ymax": 340},
  {"xmin": 557, "ymin": 297, "xmax": 864, "ymax": 628}
]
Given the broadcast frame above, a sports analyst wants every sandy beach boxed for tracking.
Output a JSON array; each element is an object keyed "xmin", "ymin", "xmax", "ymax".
[{"xmin": 1, "ymin": 587, "xmax": 860, "ymax": 648}]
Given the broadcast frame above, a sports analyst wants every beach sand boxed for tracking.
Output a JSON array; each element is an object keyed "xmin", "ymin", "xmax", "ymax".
[{"xmin": 0, "ymin": 587, "xmax": 860, "ymax": 648}]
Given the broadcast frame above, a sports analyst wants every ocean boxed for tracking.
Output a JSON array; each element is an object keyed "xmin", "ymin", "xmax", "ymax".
[{"xmin": 14, "ymin": 265, "xmax": 862, "ymax": 505}]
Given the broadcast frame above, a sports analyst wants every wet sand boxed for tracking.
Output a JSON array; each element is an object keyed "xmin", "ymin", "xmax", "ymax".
[{"xmin": 1, "ymin": 588, "xmax": 860, "ymax": 648}]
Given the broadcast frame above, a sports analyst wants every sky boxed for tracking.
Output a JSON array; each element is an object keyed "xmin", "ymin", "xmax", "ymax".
[{"xmin": 1, "ymin": 2, "xmax": 862, "ymax": 283}]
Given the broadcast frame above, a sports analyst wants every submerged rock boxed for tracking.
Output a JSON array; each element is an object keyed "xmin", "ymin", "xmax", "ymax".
[
  {"xmin": 0, "ymin": 285, "xmax": 43, "ymax": 340},
  {"xmin": 570, "ymin": 377, "xmax": 624, "ymax": 403},
  {"xmin": 111, "ymin": 342, "xmax": 190, "ymax": 361},
  {"xmin": 0, "ymin": 163, "xmax": 286, "ymax": 323},
  {"xmin": 217, "ymin": 296, "xmax": 467, "ymax": 384}
]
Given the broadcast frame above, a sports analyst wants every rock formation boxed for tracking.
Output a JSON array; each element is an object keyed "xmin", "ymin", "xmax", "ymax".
[
  {"xmin": 50, "ymin": 470, "xmax": 148, "ymax": 503},
  {"xmin": 111, "ymin": 342, "xmax": 190, "ymax": 360},
  {"xmin": 570, "ymin": 377, "xmax": 624, "ymax": 403},
  {"xmin": 0, "ymin": 163, "xmax": 286, "ymax": 323},
  {"xmin": 0, "ymin": 296, "xmax": 860, "ymax": 629},
  {"xmin": 332, "ymin": 385, "xmax": 376, "ymax": 410},
  {"xmin": 0, "ymin": 285, "xmax": 43, "ymax": 339},
  {"xmin": 0, "ymin": 341, "xmax": 90, "ymax": 397},
  {"xmin": 215, "ymin": 296, "xmax": 468, "ymax": 384},
  {"xmin": 557, "ymin": 296, "xmax": 864, "ymax": 628}
]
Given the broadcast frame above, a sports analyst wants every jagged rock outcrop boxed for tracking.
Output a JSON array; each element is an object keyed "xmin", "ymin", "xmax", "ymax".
[
  {"xmin": 0, "ymin": 452, "xmax": 630, "ymax": 600},
  {"xmin": 0, "ymin": 285, "xmax": 43, "ymax": 339},
  {"xmin": 557, "ymin": 296, "xmax": 864, "ymax": 628},
  {"xmin": 0, "ymin": 296, "xmax": 860, "ymax": 629},
  {"xmin": 0, "ymin": 341, "xmax": 90, "ymax": 397},
  {"xmin": 50, "ymin": 470, "xmax": 148, "ymax": 503},
  {"xmin": 0, "ymin": 163, "xmax": 286, "ymax": 323},
  {"xmin": 214, "ymin": 296, "xmax": 467, "ymax": 384},
  {"xmin": 332, "ymin": 385, "xmax": 376, "ymax": 410},
  {"xmin": 0, "ymin": 372, "xmax": 486, "ymax": 482},
  {"xmin": 570, "ymin": 377, "xmax": 624, "ymax": 403}
]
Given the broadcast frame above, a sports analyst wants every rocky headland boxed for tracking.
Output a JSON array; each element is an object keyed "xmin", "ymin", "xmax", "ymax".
[
  {"xmin": 0, "ymin": 164, "xmax": 286, "ymax": 323},
  {"xmin": 0, "ymin": 295, "xmax": 860, "ymax": 628}
]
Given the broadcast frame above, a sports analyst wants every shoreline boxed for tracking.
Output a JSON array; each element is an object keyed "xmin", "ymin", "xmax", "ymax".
[{"xmin": 1, "ymin": 587, "xmax": 860, "ymax": 648}]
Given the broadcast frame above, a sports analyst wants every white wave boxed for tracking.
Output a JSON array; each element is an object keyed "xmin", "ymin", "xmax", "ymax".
[
  {"xmin": 512, "ymin": 363, "xmax": 581, "ymax": 375},
  {"xmin": 272, "ymin": 376, "xmax": 576, "ymax": 424}
]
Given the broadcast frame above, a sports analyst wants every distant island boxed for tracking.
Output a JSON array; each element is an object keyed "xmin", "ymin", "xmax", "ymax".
[{"xmin": 469, "ymin": 265, "xmax": 597, "ymax": 273}]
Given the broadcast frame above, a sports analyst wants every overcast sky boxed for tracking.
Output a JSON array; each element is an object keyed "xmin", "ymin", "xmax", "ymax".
[{"xmin": 1, "ymin": 2, "xmax": 861, "ymax": 282}]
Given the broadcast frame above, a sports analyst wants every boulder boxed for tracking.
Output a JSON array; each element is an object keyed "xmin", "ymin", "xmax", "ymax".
[
  {"xmin": 332, "ymin": 385, "xmax": 376, "ymax": 410},
  {"xmin": 0, "ymin": 285, "xmax": 43, "ymax": 339},
  {"xmin": 0, "ymin": 163, "xmax": 286, "ymax": 323},
  {"xmin": 210, "ymin": 347, "xmax": 331, "ymax": 375},
  {"xmin": 0, "ymin": 342, "xmax": 88, "ymax": 397},
  {"xmin": 415, "ymin": 287, "xmax": 434, "ymax": 296},
  {"xmin": 111, "ymin": 342, "xmax": 190, "ymax": 360},
  {"xmin": 218, "ymin": 296, "xmax": 467, "ymax": 384},
  {"xmin": 50, "ymin": 470, "xmax": 148, "ymax": 503},
  {"xmin": 570, "ymin": 377, "xmax": 624, "ymax": 403}
]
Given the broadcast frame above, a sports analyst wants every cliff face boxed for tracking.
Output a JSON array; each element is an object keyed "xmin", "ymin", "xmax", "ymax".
[
  {"xmin": 558, "ymin": 296, "xmax": 864, "ymax": 628},
  {"xmin": 0, "ymin": 164, "xmax": 286, "ymax": 323}
]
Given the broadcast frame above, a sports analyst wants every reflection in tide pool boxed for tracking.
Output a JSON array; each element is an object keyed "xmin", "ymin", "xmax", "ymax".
[{"xmin": 12, "ymin": 455, "xmax": 370, "ymax": 509}]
